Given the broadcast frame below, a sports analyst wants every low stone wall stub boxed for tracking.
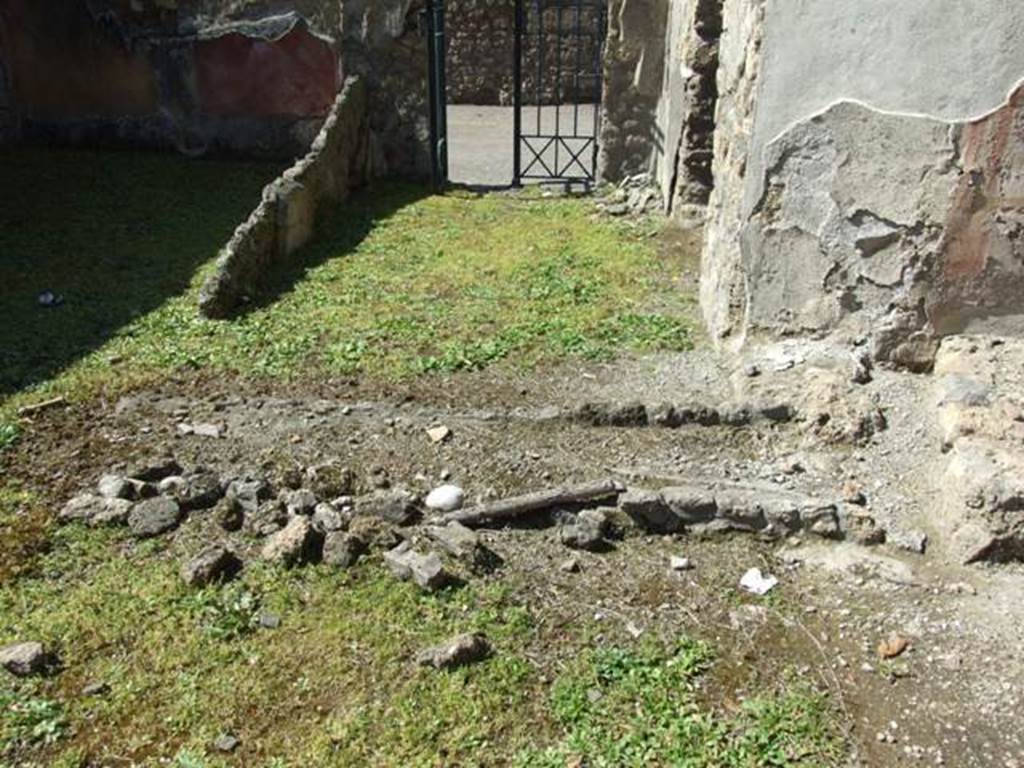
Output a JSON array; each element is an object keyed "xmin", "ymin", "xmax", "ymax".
[{"xmin": 198, "ymin": 76, "xmax": 369, "ymax": 319}]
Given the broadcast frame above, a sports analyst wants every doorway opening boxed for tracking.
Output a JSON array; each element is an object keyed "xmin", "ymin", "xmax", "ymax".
[{"xmin": 426, "ymin": 0, "xmax": 608, "ymax": 189}]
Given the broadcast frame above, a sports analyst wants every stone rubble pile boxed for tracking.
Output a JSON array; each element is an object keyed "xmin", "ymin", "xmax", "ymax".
[
  {"xmin": 52, "ymin": 450, "xmax": 898, "ymax": 606},
  {"xmin": 595, "ymin": 173, "xmax": 665, "ymax": 217}
]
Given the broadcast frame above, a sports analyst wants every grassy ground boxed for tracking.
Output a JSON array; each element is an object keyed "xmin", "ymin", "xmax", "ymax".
[
  {"xmin": 1, "ymin": 149, "xmax": 695, "ymax": 421},
  {"xmin": 0, "ymin": 491, "xmax": 843, "ymax": 767},
  {"xmin": 0, "ymin": 150, "xmax": 843, "ymax": 766}
]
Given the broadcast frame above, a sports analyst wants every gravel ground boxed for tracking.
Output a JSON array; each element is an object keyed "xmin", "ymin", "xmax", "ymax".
[{"xmin": 5, "ymin": 338, "xmax": 1024, "ymax": 766}]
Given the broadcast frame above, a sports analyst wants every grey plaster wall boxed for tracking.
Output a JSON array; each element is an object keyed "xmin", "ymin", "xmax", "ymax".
[{"xmin": 702, "ymin": 0, "xmax": 1024, "ymax": 365}]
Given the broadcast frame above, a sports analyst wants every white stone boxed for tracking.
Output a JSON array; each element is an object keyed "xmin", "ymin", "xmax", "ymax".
[
  {"xmin": 425, "ymin": 484, "xmax": 465, "ymax": 512},
  {"xmin": 739, "ymin": 567, "xmax": 778, "ymax": 595}
]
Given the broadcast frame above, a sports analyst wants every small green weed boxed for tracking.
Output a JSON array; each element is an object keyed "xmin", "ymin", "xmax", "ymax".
[
  {"xmin": 187, "ymin": 583, "xmax": 262, "ymax": 641},
  {"xmin": 516, "ymin": 640, "xmax": 841, "ymax": 768},
  {"xmin": 0, "ymin": 420, "xmax": 19, "ymax": 452},
  {"xmin": 1, "ymin": 685, "xmax": 68, "ymax": 754}
]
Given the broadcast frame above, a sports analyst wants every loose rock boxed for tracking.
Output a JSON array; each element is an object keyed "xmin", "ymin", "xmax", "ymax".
[
  {"xmin": 282, "ymin": 488, "xmax": 317, "ymax": 516},
  {"xmin": 172, "ymin": 470, "xmax": 225, "ymax": 511},
  {"xmin": 0, "ymin": 641, "xmax": 50, "ymax": 677},
  {"xmin": 180, "ymin": 545, "xmax": 243, "ymax": 587},
  {"xmin": 416, "ymin": 633, "xmax": 491, "ymax": 670},
  {"xmin": 560, "ymin": 509, "xmax": 609, "ymax": 551},
  {"xmin": 424, "ymin": 521, "xmax": 501, "ymax": 571},
  {"xmin": 425, "ymin": 484, "xmax": 465, "ymax": 513},
  {"xmin": 384, "ymin": 542, "xmax": 450, "ymax": 591},
  {"xmin": 225, "ymin": 478, "xmax": 272, "ymax": 518},
  {"xmin": 191, "ymin": 423, "xmax": 224, "ymax": 439},
  {"xmin": 81, "ymin": 681, "xmax": 110, "ymax": 697},
  {"xmin": 89, "ymin": 498, "xmax": 133, "ymax": 527},
  {"xmin": 891, "ymin": 528, "xmax": 928, "ymax": 554},
  {"xmin": 355, "ymin": 489, "xmax": 420, "ymax": 526},
  {"xmin": 312, "ymin": 502, "xmax": 349, "ymax": 533},
  {"xmin": 739, "ymin": 567, "xmax": 778, "ymax": 595},
  {"xmin": 128, "ymin": 497, "xmax": 183, "ymax": 538},
  {"xmin": 59, "ymin": 493, "xmax": 105, "ymax": 523},
  {"xmin": 260, "ymin": 516, "xmax": 323, "ymax": 566},
  {"xmin": 97, "ymin": 474, "xmax": 136, "ymax": 500},
  {"xmin": 426, "ymin": 425, "xmax": 452, "ymax": 444},
  {"xmin": 259, "ymin": 611, "xmax": 281, "ymax": 630},
  {"xmin": 560, "ymin": 556, "xmax": 582, "ymax": 573},
  {"xmin": 322, "ymin": 531, "xmax": 367, "ymax": 568},
  {"xmin": 213, "ymin": 733, "xmax": 240, "ymax": 753}
]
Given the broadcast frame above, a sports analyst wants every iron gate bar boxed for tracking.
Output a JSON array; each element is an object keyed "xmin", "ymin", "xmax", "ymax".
[
  {"xmin": 425, "ymin": 0, "xmax": 448, "ymax": 189},
  {"xmin": 513, "ymin": 0, "xmax": 607, "ymax": 185}
]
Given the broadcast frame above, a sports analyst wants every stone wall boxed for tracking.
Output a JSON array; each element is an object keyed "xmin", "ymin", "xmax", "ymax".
[
  {"xmin": 597, "ymin": 0, "xmax": 668, "ymax": 181},
  {"xmin": 701, "ymin": 0, "xmax": 1024, "ymax": 367},
  {"xmin": 446, "ymin": 0, "xmax": 514, "ymax": 104},
  {"xmin": 446, "ymin": 0, "xmax": 603, "ymax": 106},
  {"xmin": 198, "ymin": 76, "xmax": 370, "ymax": 318},
  {"xmin": 340, "ymin": 0, "xmax": 432, "ymax": 177},
  {"xmin": 0, "ymin": 0, "xmax": 339, "ymax": 157}
]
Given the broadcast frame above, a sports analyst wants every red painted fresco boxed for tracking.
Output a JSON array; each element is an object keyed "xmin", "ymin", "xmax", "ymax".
[
  {"xmin": 0, "ymin": 0, "xmax": 158, "ymax": 118},
  {"xmin": 195, "ymin": 28, "xmax": 338, "ymax": 119},
  {"xmin": 931, "ymin": 84, "xmax": 1024, "ymax": 332}
]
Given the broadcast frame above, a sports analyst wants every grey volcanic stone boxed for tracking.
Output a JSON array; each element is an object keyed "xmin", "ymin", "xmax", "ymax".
[
  {"xmin": 128, "ymin": 497, "xmax": 183, "ymax": 538},
  {"xmin": 180, "ymin": 545, "xmax": 243, "ymax": 587},
  {"xmin": 98, "ymin": 474, "xmax": 136, "ymax": 500},
  {"xmin": 173, "ymin": 471, "xmax": 225, "ymax": 511},
  {"xmin": 213, "ymin": 733, "xmax": 240, "ymax": 753},
  {"xmin": 322, "ymin": 532, "xmax": 367, "ymax": 568},
  {"xmin": 60, "ymin": 494, "xmax": 132, "ymax": 527},
  {"xmin": 312, "ymin": 502, "xmax": 348, "ymax": 533},
  {"xmin": 59, "ymin": 493, "xmax": 104, "ymax": 523},
  {"xmin": 383, "ymin": 542, "xmax": 450, "ymax": 591},
  {"xmin": 260, "ymin": 516, "xmax": 323, "ymax": 566},
  {"xmin": 89, "ymin": 498, "xmax": 133, "ymax": 527},
  {"xmin": 355, "ymin": 490, "xmax": 420, "ymax": 526},
  {"xmin": 424, "ymin": 522, "xmax": 480, "ymax": 560},
  {"xmin": 560, "ymin": 509, "xmax": 609, "ymax": 551},
  {"xmin": 618, "ymin": 489, "xmax": 680, "ymax": 533},
  {"xmin": 225, "ymin": 478, "xmax": 272, "ymax": 516},
  {"xmin": 0, "ymin": 641, "xmax": 50, "ymax": 677},
  {"xmin": 661, "ymin": 486, "xmax": 718, "ymax": 524},
  {"xmin": 416, "ymin": 633, "xmax": 491, "ymax": 670},
  {"xmin": 282, "ymin": 488, "xmax": 317, "ymax": 516}
]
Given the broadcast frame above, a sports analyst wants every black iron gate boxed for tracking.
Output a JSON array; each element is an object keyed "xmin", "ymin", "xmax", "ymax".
[
  {"xmin": 425, "ymin": 0, "xmax": 448, "ymax": 188},
  {"xmin": 513, "ymin": 0, "xmax": 607, "ymax": 186}
]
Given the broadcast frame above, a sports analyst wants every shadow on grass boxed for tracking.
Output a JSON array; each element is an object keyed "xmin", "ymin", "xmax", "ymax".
[
  {"xmin": 0, "ymin": 147, "xmax": 283, "ymax": 396},
  {"xmin": 239, "ymin": 180, "xmax": 430, "ymax": 316}
]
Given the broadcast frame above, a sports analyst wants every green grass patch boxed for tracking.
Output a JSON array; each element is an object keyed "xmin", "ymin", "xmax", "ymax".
[
  {"xmin": 0, "ymin": 519, "xmax": 844, "ymax": 766},
  {"xmin": 1, "ymin": 150, "xmax": 696, "ymax": 413},
  {"xmin": 0, "ymin": 420, "xmax": 18, "ymax": 452},
  {"xmin": 516, "ymin": 642, "xmax": 842, "ymax": 767}
]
